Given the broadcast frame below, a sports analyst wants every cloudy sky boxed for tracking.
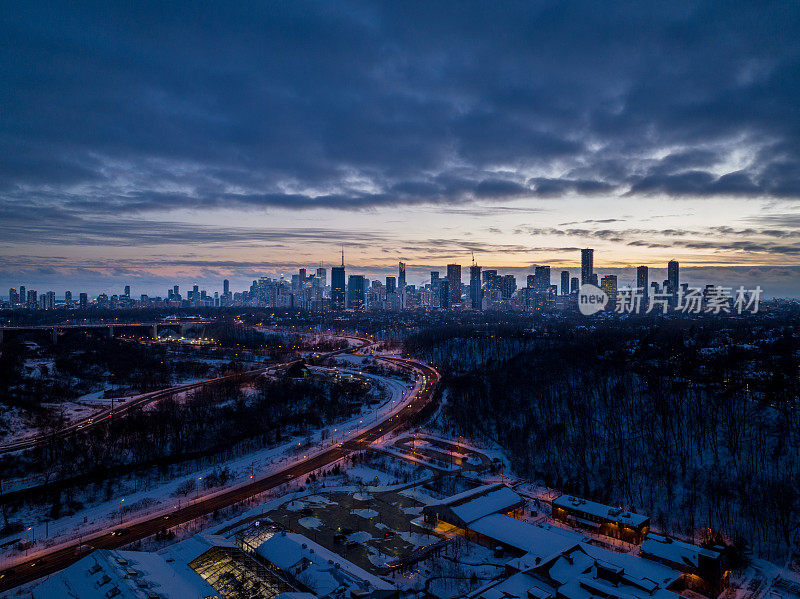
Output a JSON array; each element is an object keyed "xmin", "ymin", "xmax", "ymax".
[{"xmin": 3, "ymin": 1, "xmax": 800, "ymax": 296}]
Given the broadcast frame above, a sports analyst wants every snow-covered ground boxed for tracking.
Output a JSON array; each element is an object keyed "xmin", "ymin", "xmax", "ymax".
[{"xmin": 0, "ymin": 357, "xmax": 425, "ymax": 571}]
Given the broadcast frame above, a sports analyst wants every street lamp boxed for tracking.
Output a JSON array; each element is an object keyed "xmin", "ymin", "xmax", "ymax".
[
  {"xmin": 119, "ymin": 498, "xmax": 125, "ymax": 524},
  {"xmin": 196, "ymin": 476, "xmax": 203, "ymax": 499}
]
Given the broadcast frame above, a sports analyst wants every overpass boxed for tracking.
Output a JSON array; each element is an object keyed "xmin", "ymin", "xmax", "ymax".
[{"xmin": 0, "ymin": 319, "xmax": 214, "ymax": 344}]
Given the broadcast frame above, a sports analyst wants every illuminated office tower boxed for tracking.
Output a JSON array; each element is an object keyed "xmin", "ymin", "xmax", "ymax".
[
  {"xmin": 636, "ymin": 266, "xmax": 649, "ymax": 301},
  {"xmin": 469, "ymin": 264, "xmax": 482, "ymax": 309},
  {"xmin": 446, "ymin": 263, "xmax": 461, "ymax": 307},
  {"xmin": 581, "ymin": 249, "xmax": 594, "ymax": 285}
]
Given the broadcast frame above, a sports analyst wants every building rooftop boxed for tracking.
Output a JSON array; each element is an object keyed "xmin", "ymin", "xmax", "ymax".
[
  {"xmin": 553, "ymin": 494, "xmax": 649, "ymax": 528},
  {"xmin": 256, "ymin": 532, "xmax": 392, "ymax": 598},
  {"xmin": 32, "ymin": 535, "xmax": 228, "ymax": 599},
  {"xmin": 469, "ymin": 514, "xmax": 583, "ymax": 562},
  {"xmin": 425, "ymin": 483, "xmax": 524, "ymax": 526},
  {"xmin": 641, "ymin": 534, "xmax": 720, "ymax": 569},
  {"xmin": 473, "ymin": 541, "xmax": 683, "ymax": 599}
]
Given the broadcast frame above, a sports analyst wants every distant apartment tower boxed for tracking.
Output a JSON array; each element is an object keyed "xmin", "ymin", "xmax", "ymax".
[
  {"xmin": 347, "ymin": 275, "xmax": 365, "ymax": 310},
  {"xmin": 570, "ymin": 277, "xmax": 579, "ymax": 293},
  {"xmin": 600, "ymin": 275, "xmax": 618, "ymax": 305},
  {"xmin": 398, "ymin": 262, "xmax": 406, "ymax": 289},
  {"xmin": 667, "ymin": 260, "xmax": 679, "ymax": 294},
  {"xmin": 438, "ymin": 279, "xmax": 450, "ymax": 310},
  {"xmin": 560, "ymin": 270, "xmax": 570, "ymax": 295},
  {"xmin": 636, "ymin": 266, "xmax": 649, "ymax": 301},
  {"xmin": 316, "ymin": 267, "xmax": 326, "ymax": 288},
  {"xmin": 581, "ymin": 249, "xmax": 594, "ymax": 285},
  {"xmin": 79, "ymin": 292, "xmax": 88, "ymax": 309},
  {"xmin": 446, "ymin": 264, "xmax": 461, "ymax": 307},
  {"xmin": 123, "ymin": 285, "xmax": 130, "ymax": 298},
  {"xmin": 469, "ymin": 265, "xmax": 482, "ymax": 309},
  {"xmin": 502, "ymin": 274, "xmax": 517, "ymax": 299},
  {"xmin": 223, "ymin": 279, "xmax": 230, "ymax": 296},
  {"xmin": 386, "ymin": 276, "xmax": 397, "ymax": 294},
  {"xmin": 331, "ymin": 266, "xmax": 346, "ymax": 310},
  {"xmin": 533, "ymin": 266, "xmax": 550, "ymax": 294}
]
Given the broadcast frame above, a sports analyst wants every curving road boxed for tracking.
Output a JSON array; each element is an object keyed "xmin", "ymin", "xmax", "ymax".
[
  {"xmin": 0, "ymin": 333, "xmax": 367, "ymax": 455},
  {"xmin": 0, "ymin": 349, "xmax": 439, "ymax": 592}
]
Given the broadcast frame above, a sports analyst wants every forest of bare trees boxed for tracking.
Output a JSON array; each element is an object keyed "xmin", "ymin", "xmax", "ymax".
[{"xmin": 408, "ymin": 312, "xmax": 800, "ymax": 560}]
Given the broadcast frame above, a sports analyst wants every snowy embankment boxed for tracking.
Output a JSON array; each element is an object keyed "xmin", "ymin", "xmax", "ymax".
[{"xmin": 0, "ymin": 357, "xmax": 424, "ymax": 570}]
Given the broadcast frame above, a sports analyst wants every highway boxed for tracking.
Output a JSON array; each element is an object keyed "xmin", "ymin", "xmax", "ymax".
[
  {"xmin": 0, "ymin": 333, "xmax": 366, "ymax": 455},
  {"xmin": 0, "ymin": 348, "xmax": 439, "ymax": 591}
]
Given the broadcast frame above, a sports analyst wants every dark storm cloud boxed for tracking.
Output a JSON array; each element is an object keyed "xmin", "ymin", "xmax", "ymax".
[{"xmin": 1, "ymin": 0, "xmax": 799, "ymax": 224}]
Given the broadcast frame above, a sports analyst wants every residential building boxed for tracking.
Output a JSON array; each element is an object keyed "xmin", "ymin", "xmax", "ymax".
[
  {"xmin": 581, "ymin": 249, "xmax": 594, "ymax": 285},
  {"xmin": 347, "ymin": 275, "xmax": 365, "ymax": 310},
  {"xmin": 470, "ymin": 264, "xmax": 482, "ymax": 309},
  {"xmin": 637, "ymin": 266, "xmax": 649, "ymax": 302},
  {"xmin": 446, "ymin": 263, "xmax": 461, "ymax": 307}
]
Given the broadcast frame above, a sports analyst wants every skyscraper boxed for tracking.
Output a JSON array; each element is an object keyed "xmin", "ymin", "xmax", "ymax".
[
  {"xmin": 469, "ymin": 264, "xmax": 482, "ymax": 309},
  {"xmin": 667, "ymin": 260, "xmax": 679, "ymax": 307},
  {"xmin": 79, "ymin": 292, "xmax": 88, "ymax": 309},
  {"xmin": 446, "ymin": 264, "xmax": 461, "ymax": 307},
  {"xmin": 600, "ymin": 275, "xmax": 617, "ymax": 305},
  {"xmin": 331, "ymin": 269, "xmax": 345, "ymax": 310},
  {"xmin": 667, "ymin": 260, "xmax": 679, "ymax": 293},
  {"xmin": 123, "ymin": 285, "xmax": 130, "ymax": 298},
  {"xmin": 316, "ymin": 267, "xmax": 326, "ymax": 288},
  {"xmin": 65, "ymin": 290, "xmax": 72, "ymax": 307},
  {"xmin": 581, "ymin": 249, "xmax": 594, "ymax": 285},
  {"xmin": 430, "ymin": 271, "xmax": 439, "ymax": 288},
  {"xmin": 347, "ymin": 275, "xmax": 365, "ymax": 310},
  {"xmin": 560, "ymin": 270, "xmax": 569, "ymax": 295},
  {"xmin": 439, "ymin": 279, "xmax": 450, "ymax": 310},
  {"xmin": 502, "ymin": 274, "xmax": 517, "ymax": 299},
  {"xmin": 330, "ymin": 248, "xmax": 346, "ymax": 309},
  {"xmin": 570, "ymin": 277, "xmax": 579, "ymax": 293},
  {"xmin": 533, "ymin": 266, "xmax": 550, "ymax": 294},
  {"xmin": 398, "ymin": 262, "xmax": 406, "ymax": 289},
  {"xmin": 636, "ymin": 266, "xmax": 649, "ymax": 301},
  {"xmin": 386, "ymin": 276, "xmax": 397, "ymax": 294}
]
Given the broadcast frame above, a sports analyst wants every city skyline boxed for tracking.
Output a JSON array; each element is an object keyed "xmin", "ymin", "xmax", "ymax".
[
  {"xmin": 2, "ymin": 3, "xmax": 800, "ymax": 296},
  {"xmin": 2, "ymin": 248, "xmax": 779, "ymax": 307}
]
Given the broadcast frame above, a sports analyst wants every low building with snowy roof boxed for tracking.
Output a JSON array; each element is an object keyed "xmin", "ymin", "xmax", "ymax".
[
  {"xmin": 552, "ymin": 494, "xmax": 649, "ymax": 544},
  {"xmin": 256, "ymin": 532, "xmax": 396, "ymax": 599},
  {"xmin": 422, "ymin": 483, "xmax": 524, "ymax": 530},
  {"xmin": 472, "ymin": 540, "xmax": 684, "ymax": 599},
  {"xmin": 640, "ymin": 534, "xmax": 727, "ymax": 597},
  {"xmin": 32, "ymin": 533, "xmax": 292, "ymax": 599},
  {"xmin": 470, "ymin": 515, "xmax": 584, "ymax": 565}
]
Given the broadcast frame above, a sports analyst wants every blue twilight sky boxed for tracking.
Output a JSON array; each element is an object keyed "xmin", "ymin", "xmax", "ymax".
[{"xmin": 2, "ymin": 1, "xmax": 800, "ymax": 297}]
